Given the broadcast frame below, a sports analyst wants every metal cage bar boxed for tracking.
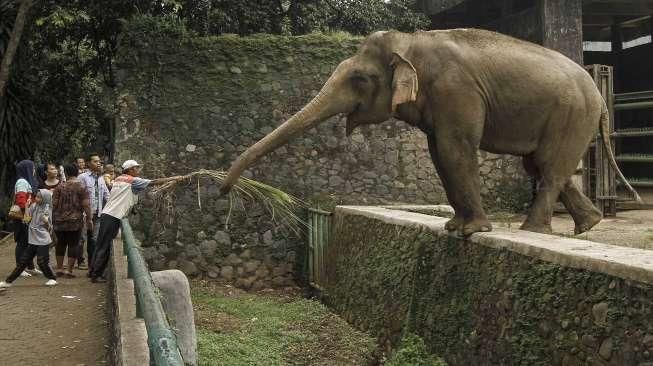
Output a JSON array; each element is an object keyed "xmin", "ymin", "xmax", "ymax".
[{"xmin": 306, "ymin": 208, "xmax": 332, "ymax": 289}]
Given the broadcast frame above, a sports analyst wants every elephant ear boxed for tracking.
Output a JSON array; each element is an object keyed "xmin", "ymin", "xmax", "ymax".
[{"xmin": 391, "ymin": 52, "xmax": 418, "ymax": 114}]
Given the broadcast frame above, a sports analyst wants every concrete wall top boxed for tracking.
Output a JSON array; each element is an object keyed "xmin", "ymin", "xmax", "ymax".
[{"xmin": 336, "ymin": 206, "xmax": 653, "ymax": 285}]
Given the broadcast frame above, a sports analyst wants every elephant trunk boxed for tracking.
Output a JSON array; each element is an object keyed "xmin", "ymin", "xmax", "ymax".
[{"xmin": 219, "ymin": 70, "xmax": 348, "ymax": 194}]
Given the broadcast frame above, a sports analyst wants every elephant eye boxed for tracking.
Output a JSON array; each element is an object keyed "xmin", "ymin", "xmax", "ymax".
[{"xmin": 351, "ymin": 73, "xmax": 368, "ymax": 83}]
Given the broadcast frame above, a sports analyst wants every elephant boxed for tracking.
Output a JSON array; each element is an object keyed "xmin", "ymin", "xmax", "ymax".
[{"xmin": 219, "ymin": 28, "xmax": 642, "ymax": 236}]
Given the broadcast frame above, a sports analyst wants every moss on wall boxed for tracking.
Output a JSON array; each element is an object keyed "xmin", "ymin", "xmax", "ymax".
[{"xmin": 324, "ymin": 213, "xmax": 653, "ymax": 365}]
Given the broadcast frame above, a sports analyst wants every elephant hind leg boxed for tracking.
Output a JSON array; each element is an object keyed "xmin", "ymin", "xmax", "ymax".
[
  {"xmin": 522, "ymin": 137, "xmax": 603, "ymax": 235},
  {"xmin": 521, "ymin": 175, "xmax": 562, "ymax": 234},
  {"xmin": 558, "ymin": 180, "xmax": 602, "ymax": 234},
  {"xmin": 522, "ymin": 155, "xmax": 601, "ymax": 234},
  {"xmin": 522, "ymin": 113, "xmax": 596, "ymax": 234},
  {"xmin": 524, "ymin": 176, "xmax": 602, "ymax": 235}
]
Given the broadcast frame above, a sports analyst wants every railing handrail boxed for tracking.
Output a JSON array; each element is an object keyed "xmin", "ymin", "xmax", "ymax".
[
  {"xmin": 307, "ymin": 207, "xmax": 333, "ymax": 215},
  {"xmin": 614, "ymin": 90, "xmax": 653, "ymax": 102},
  {"xmin": 121, "ymin": 219, "xmax": 185, "ymax": 366}
]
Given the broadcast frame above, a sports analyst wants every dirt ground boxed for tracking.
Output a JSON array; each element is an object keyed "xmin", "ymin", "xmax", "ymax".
[
  {"xmin": 493, "ymin": 210, "xmax": 653, "ymax": 250},
  {"xmin": 0, "ymin": 238, "xmax": 110, "ymax": 366}
]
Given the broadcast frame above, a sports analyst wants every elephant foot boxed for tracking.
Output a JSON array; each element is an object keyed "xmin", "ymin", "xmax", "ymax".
[
  {"xmin": 446, "ymin": 215, "xmax": 491, "ymax": 236},
  {"xmin": 462, "ymin": 217, "xmax": 492, "ymax": 236},
  {"xmin": 573, "ymin": 208, "xmax": 602, "ymax": 235},
  {"xmin": 520, "ymin": 221, "xmax": 553, "ymax": 234},
  {"xmin": 445, "ymin": 215, "xmax": 464, "ymax": 232}
]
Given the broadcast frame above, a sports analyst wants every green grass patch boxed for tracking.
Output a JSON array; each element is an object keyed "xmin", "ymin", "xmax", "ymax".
[
  {"xmin": 385, "ymin": 334, "xmax": 447, "ymax": 366},
  {"xmin": 192, "ymin": 280, "xmax": 377, "ymax": 365}
]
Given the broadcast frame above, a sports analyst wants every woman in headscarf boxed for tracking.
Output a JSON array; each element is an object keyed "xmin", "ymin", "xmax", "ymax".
[
  {"xmin": 13, "ymin": 160, "xmax": 40, "ymax": 276},
  {"xmin": 0, "ymin": 189, "xmax": 57, "ymax": 288}
]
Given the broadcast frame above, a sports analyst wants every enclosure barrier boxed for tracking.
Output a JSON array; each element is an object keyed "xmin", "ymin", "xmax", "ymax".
[
  {"xmin": 307, "ymin": 208, "xmax": 332, "ymax": 290},
  {"xmin": 613, "ymin": 90, "xmax": 653, "ymax": 193},
  {"xmin": 121, "ymin": 219, "xmax": 184, "ymax": 365},
  {"xmin": 324, "ymin": 206, "xmax": 653, "ymax": 364},
  {"xmin": 614, "ymin": 90, "xmax": 653, "ymax": 111}
]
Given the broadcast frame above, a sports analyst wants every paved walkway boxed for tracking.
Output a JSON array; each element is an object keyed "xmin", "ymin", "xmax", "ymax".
[
  {"xmin": 496, "ymin": 209, "xmax": 653, "ymax": 250},
  {"xmin": 0, "ymin": 238, "xmax": 110, "ymax": 366}
]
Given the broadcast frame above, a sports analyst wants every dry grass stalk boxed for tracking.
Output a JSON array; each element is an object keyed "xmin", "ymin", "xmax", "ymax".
[{"xmin": 150, "ymin": 169, "xmax": 308, "ymax": 234}]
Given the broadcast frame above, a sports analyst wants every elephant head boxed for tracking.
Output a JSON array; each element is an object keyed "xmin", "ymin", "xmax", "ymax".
[{"xmin": 219, "ymin": 31, "xmax": 417, "ymax": 193}]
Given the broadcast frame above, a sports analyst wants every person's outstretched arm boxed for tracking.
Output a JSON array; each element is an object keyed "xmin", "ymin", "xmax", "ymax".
[
  {"xmin": 130, "ymin": 175, "xmax": 183, "ymax": 194},
  {"xmin": 149, "ymin": 175, "xmax": 184, "ymax": 186}
]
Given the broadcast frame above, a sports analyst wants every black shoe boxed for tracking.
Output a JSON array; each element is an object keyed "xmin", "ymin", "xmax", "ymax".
[{"xmin": 91, "ymin": 277, "xmax": 107, "ymax": 283}]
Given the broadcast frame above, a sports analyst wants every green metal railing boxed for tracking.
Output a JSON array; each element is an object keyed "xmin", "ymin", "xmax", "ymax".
[
  {"xmin": 121, "ymin": 219, "xmax": 184, "ymax": 366},
  {"xmin": 307, "ymin": 208, "xmax": 332, "ymax": 289},
  {"xmin": 612, "ymin": 89, "xmax": 653, "ymax": 204},
  {"xmin": 614, "ymin": 90, "xmax": 653, "ymax": 111}
]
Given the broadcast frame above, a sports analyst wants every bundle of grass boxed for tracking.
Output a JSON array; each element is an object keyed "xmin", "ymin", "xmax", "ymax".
[{"xmin": 149, "ymin": 169, "xmax": 308, "ymax": 235}]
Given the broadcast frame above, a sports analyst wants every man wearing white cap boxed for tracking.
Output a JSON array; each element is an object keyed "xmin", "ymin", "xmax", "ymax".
[{"xmin": 89, "ymin": 160, "xmax": 183, "ymax": 282}]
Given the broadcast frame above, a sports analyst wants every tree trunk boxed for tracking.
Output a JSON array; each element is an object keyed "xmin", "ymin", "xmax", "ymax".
[{"xmin": 0, "ymin": 0, "xmax": 33, "ymax": 100}]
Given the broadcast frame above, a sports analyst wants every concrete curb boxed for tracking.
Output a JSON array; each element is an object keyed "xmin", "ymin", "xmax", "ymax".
[
  {"xmin": 336, "ymin": 206, "xmax": 653, "ymax": 285},
  {"xmin": 110, "ymin": 234, "xmax": 150, "ymax": 366},
  {"xmin": 152, "ymin": 270, "xmax": 198, "ymax": 366}
]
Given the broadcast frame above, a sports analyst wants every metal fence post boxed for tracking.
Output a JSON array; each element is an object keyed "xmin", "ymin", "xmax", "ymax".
[{"xmin": 306, "ymin": 208, "xmax": 332, "ymax": 289}]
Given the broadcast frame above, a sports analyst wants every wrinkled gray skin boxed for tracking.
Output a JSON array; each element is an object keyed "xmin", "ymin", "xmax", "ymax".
[{"xmin": 220, "ymin": 29, "xmax": 642, "ymax": 236}]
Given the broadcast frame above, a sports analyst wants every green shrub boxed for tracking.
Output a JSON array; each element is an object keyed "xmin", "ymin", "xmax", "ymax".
[{"xmin": 385, "ymin": 334, "xmax": 447, "ymax": 366}]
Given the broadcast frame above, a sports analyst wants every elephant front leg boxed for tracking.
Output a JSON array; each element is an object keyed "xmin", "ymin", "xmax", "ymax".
[
  {"xmin": 426, "ymin": 135, "xmax": 464, "ymax": 232},
  {"xmin": 433, "ymin": 108, "xmax": 491, "ymax": 236}
]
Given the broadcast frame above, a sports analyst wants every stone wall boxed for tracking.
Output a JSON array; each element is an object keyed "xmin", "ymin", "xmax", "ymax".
[
  {"xmin": 113, "ymin": 18, "xmax": 530, "ymax": 284},
  {"xmin": 324, "ymin": 206, "xmax": 653, "ymax": 365}
]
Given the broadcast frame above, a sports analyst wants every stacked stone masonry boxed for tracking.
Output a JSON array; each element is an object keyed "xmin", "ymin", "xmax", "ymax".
[
  {"xmin": 113, "ymin": 20, "xmax": 530, "ymax": 284},
  {"xmin": 324, "ymin": 206, "xmax": 653, "ymax": 365}
]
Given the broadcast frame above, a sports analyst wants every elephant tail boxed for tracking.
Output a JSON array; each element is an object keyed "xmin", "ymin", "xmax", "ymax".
[{"xmin": 598, "ymin": 100, "xmax": 644, "ymax": 203}]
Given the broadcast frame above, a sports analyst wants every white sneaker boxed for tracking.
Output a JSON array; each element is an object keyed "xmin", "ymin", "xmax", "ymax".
[
  {"xmin": 45, "ymin": 279, "xmax": 57, "ymax": 286},
  {"xmin": 28, "ymin": 268, "xmax": 43, "ymax": 276},
  {"xmin": 0, "ymin": 281, "xmax": 11, "ymax": 288},
  {"xmin": 19, "ymin": 271, "xmax": 32, "ymax": 277}
]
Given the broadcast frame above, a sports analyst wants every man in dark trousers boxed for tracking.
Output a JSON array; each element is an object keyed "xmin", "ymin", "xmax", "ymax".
[
  {"xmin": 89, "ymin": 160, "xmax": 182, "ymax": 282},
  {"xmin": 78, "ymin": 153, "xmax": 110, "ymax": 269}
]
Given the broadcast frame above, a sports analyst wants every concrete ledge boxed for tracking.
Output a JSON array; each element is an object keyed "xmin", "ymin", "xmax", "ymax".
[
  {"xmin": 326, "ymin": 205, "xmax": 653, "ymax": 365},
  {"xmin": 336, "ymin": 206, "xmax": 653, "ymax": 285},
  {"xmin": 110, "ymin": 235, "xmax": 149, "ymax": 366},
  {"xmin": 381, "ymin": 204, "xmax": 455, "ymax": 217}
]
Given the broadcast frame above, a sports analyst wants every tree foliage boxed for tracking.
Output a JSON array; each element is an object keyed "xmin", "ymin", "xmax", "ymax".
[
  {"xmin": 207, "ymin": 0, "xmax": 429, "ymax": 36},
  {"xmin": 1, "ymin": 1, "xmax": 178, "ymax": 177}
]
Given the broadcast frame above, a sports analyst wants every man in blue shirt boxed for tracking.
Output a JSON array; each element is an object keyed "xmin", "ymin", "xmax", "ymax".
[{"xmin": 78, "ymin": 153, "xmax": 110, "ymax": 268}]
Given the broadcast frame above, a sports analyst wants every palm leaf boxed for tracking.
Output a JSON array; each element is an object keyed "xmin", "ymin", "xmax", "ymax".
[{"xmin": 150, "ymin": 169, "xmax": 308, "ymax": 235}]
